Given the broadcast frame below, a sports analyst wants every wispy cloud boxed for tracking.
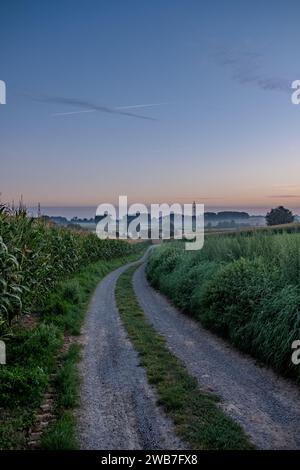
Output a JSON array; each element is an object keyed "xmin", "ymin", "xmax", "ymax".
[
  {"xmin": 26, "ymin": 93, "xmax": 164, "ymax": 120},
  {"xmin": 214, "ymin": 47, "xmax": 291, "ymax": 93},
  {"xmin": 268, "ymin": 194, "xmax": 300, "ymax": 198}
]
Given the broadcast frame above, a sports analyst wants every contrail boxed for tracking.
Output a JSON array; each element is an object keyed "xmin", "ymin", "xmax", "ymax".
[
  {"xmin": 52, "ymin": 102, "xmax": 167, "ymax": 117},
  {"xmin": 52, "ymin": 109, "xmax": 97, "ymax": 116},
  {"xmin": 26, "ymin": 93, "xmax": 163, "ymax": 120},
  {"xmin": 115, "ymin": 103, "xmax": 167, "ymax": 109}
]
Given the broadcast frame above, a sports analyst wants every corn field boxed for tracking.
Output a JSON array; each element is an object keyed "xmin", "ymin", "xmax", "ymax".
[{"xmin": 0, "ymin": 205, "xmax": 131, "ymax": 331}]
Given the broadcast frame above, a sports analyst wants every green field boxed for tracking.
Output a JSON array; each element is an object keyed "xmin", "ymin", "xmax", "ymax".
[{"xmin": 146, "ymin": 230, "xmax": 300, "ymax": 382}]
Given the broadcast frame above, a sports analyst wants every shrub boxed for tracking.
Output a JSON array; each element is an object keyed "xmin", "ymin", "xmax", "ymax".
[
  {"xmin": 60, "ymin": 280, "xmax": 81, "ymax": 304},
  {"xmin": 41, "ymin": 293, "xmax": 71, "ymax": 318},
  {"xmin": 7, "ymin": 323, "xmax": 63, "ymax": 370},
  {"xmin": 161, "ymin": 260, "xmax": 220, "ymax": 312},
  {"xmin": 199, "ymin": 258, "xmax": 280, "ymax": 346},
  {"xmin": 0, "ymin": 366, "xmax": 48, "ymax": 407},
  {"xmin": 250, "ymin": 285, "xmax": 300, "ymax": 378},
  {"xmin": 146, "ymin": 234, "xmax": 300, "ymax": 381},
  {"xmin": 146, "ymin": 245, "xmax": 185, "ymax": 287}
]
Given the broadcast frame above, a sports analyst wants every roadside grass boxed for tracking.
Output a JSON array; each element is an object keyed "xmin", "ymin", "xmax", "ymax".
[
  {"xmin": 0, "ymin": 243, "xmax": 148, "ymax": 450},
  {"xmin": 41, "ymin": 255, "xmax": 141, "ymax": 335},
  {"xmin": 40, "ymin": 345, "xmax": 81, "ymax": 450},
  {"xmin": 116, "ymin": 266, "xmax": 253, "ymax": 450},
  {"xmin": 55, "ymin": 344, "xmax": 81, "ymax": 410},
  {"xmin": 40, "ymin": 411, "xmax": 77, "ymax": 450}
]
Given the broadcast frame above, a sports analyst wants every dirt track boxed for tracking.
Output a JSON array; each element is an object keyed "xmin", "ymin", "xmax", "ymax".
[
  {"xmin": 133, "ymin": 262, "xmax": 300, "ymax": 450},
  {"xmin": 76, "ymin": 256, "xmax": 184, "ymax": 450},
  {"xmin": 77, "ymin": 248, "xmax": 300, "ymax": 450}
]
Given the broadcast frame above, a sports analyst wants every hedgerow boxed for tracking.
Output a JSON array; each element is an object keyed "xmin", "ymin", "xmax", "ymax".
[{"xmin": 146, "ymin": 232, "xmax": 300, "ymax": 382}]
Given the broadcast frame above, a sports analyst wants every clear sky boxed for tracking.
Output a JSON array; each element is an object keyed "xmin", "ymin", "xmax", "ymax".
[{"xmin": 1, "ymin": 0, "xmax": 300, "ymax": 214}]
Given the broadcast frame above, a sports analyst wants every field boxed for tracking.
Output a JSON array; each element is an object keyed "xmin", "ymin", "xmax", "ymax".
[
  {"xmin": 0, "ymin": 205, "xmax": 132, "ymax": 331},
  {"xmin": 146, "ymin": 230, "xmax": 300, "ymax": 382},
  {"xmin": 0, "ymin": 205, "xmax": 142, "ymax": 449},
  {"xmin": 205, "ymin": 221, "xmax": 300, "ymax": 236}
]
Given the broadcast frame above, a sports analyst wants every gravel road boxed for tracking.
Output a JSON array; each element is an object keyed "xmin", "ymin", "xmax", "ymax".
[
  {"xmin": 133, "ymin": 263, "xmax": 300, "ymax": 450},
  {"xmin": 77, "ymin": 254, "xmax": 184, "ymax": 450}
]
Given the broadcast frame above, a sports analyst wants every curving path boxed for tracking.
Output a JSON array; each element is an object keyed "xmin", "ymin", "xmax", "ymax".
[
  {"xmin": 77, "ymin": 252, "xmax": 184, "ymax": 450},
  {"xmin": 133, "ymin": 262, "xmax": 300, "ymax": 450}
]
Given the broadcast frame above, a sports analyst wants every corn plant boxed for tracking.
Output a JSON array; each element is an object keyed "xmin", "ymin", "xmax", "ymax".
[
  {"xmin": 0, "ymin": 236, "xmax": 23, "ymax": 327},
  {"xmin": 0, "ymin": 205, "xmax": 132, "ymax": 330}
]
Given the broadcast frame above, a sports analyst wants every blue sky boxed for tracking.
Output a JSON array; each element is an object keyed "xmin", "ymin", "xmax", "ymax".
[{"xmin": 1, "ymin": 0, "xmax": 300, "ymax": 214}]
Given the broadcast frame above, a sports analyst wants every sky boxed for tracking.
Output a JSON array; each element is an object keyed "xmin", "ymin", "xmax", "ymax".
[{"xmin": 1, "ymin": 0, "xmax": 300, "ymax": 215}]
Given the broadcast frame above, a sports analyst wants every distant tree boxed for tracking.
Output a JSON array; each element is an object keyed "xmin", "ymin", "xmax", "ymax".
[
  {"xmin": 204, "ymin": 212, "xmax": 217, "ymax": 221},
  {"xmin": 266, "ymin": 206, "xmax": 294, "ymax": 226},
  {"xmin": 217, "ymin": 211, "xmax": 249, "ymax": 220}
]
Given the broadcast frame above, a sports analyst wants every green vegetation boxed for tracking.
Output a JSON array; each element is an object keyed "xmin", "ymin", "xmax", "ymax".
[
  {"xmin": 0, "ymin": 204, "xmax": 147, "ymax": 449},
  {"xmin": 146, "ymin": 231, "xmax": 300, "ymax": 382},
  {"xmin": 266, "ymin": 206, "xmax": 294, "ymax": 226},
  {"xmin": 1, "ymin": 323, "xmax": 62, "ymax": 408},
  {"xmin": 0, "ymin": 204, "xmax": 131, "ymax": 331},
  {"xmin": 0, "ymin": 323, "xmax": 61, "ymax": 448},
  {"xmin": 0, "ymin": 250, "xmax": 146, "ymax": 449},
  {"xmin": 116, "ymin": 266, "xmax": 253, "ymax": 450},
  {"xmin": 41, "ymin": 411, "xmax": 77, "ymax": 450},
  {"xmin": 40, "ymin": 345, "xmax": 81, "ymax": 450}
]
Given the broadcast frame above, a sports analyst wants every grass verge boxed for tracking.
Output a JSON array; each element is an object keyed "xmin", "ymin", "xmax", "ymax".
[
  {"xmin": 40, "ymin": 345, "xmax": 81, "ymax": 450},
  {"xmin": 115, "ymin": 265, "xmax": 253, "ymax": 450}
]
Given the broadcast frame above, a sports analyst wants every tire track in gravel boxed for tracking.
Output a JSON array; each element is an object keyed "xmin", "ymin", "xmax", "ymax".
[
  {"xmin": 133, "ymin": 262, "xmax": 300, "ymax": 450},
  {"xmin": 76, "ymin": 251, "xmax": 184, "ymax": 450}
]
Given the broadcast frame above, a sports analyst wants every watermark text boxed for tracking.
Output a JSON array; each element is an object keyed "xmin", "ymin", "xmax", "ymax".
[
  {"xmin": 292, "ymin": 340, "xmax": 300, "ymax": 365},
  {"xmin": 0, "ymin": 340, "xmax": 6, "ymax": 365},
  {"xmin": 0, "ymin": 80, "xmax": 6, "ymax": 105},
  {"xmin": 96, "ymin": 196, "xmax": 204, "ymax": 250}
]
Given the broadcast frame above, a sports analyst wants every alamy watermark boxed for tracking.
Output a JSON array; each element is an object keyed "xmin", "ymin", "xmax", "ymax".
[
  {"xmin": 292, "ymin": 340, "xmax": 300, "ymax": 365},
  {"xmin": 95, "ymin": 196, "xmax": 204, "ymax": 250},
  {"xmin": 291, "ymin": 80, "xmax": 300, "ymax": 104},
  {"xmin": 0, "ymin": 340, "xmax": 6, "ymax": 365},
  {"xmin": 0, "ymin": 80, "xmax": 6, "ymax": 105}
]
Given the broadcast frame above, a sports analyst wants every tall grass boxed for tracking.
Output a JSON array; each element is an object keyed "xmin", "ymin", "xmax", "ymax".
[
  {"xmin": 146, "ymin": 231, "xmax": 300, "ymax": 382},
  {"xmin": 0, "ymin": 205, "xmax": 131, "ymax": 331}
]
